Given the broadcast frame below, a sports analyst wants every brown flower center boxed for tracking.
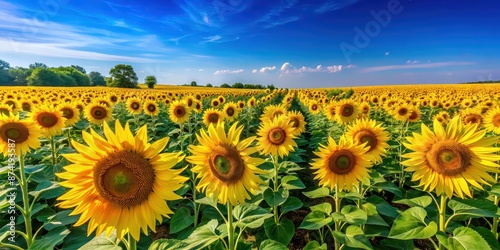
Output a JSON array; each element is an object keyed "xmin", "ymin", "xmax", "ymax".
[
  {"xmin": 226, "ymin": 107, "xmax": 235, "ymax": 116},
  {"xmin": 355, "ymin": 130, "xmax": 378, "ymax": 151},
  {"xmin": 174, "ymin": 105, "xmax": 186, "ymax": 117},
  {"xmin": 147, "ymin": 104, "xmax": 156, "ymax": 112},
  {"xmin": 272, "ymin": 110, "xmax": 283, "ymax": 118},
  {"xmin": 208, "ymin": 113, "xmax": 219, "ymax": 123},
  {"xmin": 398, "ymin": 108, "xmax": 408, "ymax": 116},
  {"xmin": 290, "ymin": 117, "xmax": 300, "ymax": 128},
  {"xmin": 22, "ymin": 103, "xmax": 31, "ymax": 112},
  {"xmin": 311, "ymin": 104, "xmax": 318, "ymax": 111},
  {"xmin": 91, "ymin": 106, "xmax": 107, "ymax": 120},
  {"xmin": 268, "ymin": 128, "xmax": 286, "ymax": 145},
  {"xmin": 61, "ymin": 108, "xmax": 74, "ymax": 119},
  {"xmin": 209, "ymin": 144, "xmax": 245, "ymax": 184},
  {"xmin": 328, "ymin": 149, "xmax": 356, "ymax": 174},
  {"xmin": 213, "ymin": 100, "xmax": 219, "ymax": 107},
  {"xmin": 0, "ymin": 122, "xmax": 29, "ymax": 143},
  {"xmin": 408, "ymin": 110, "xmax": 419, "ymax": 121},
  {"xmin": 36, "ymin": 112, "xmax": 58, "ymax": 128},
  {"xmin": 131, "ymin": 102, "xmax": 140, "ymax": 110},
  {"xmin": 426, "ymin": 140, "xmax": 471, "ymax": 176},
  {"xmin": 463, "ymin": 114, "xmax": 482, "ymax": 126},
  {"xmin": 492, "ymin": 114, "xmax": 500, "ymax": 127},
  {"xmin": 94, "ymin": 150, "xmax": 154, "ymax": 207},
  {"xmin": 340, "ymin": 104, "xmax": 354, "ymax": 117}
]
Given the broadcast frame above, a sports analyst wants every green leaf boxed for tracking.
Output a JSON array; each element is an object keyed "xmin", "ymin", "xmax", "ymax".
[
  {"xmin": 299, "ymin": 211, "xmax": 333, "ymax": 230},
  {"xmin": 303, "ymin": 187, "xmax": 331, "ymax": 199},
  {"xmin": 388, "ymin": 207, "xmax": 437, "ymax": 240},
  {"xmin": 264, "ymin": 188, "xmax": 289, "ymax": 207},
  {"xmin": 259, "ymin": 239, "xmax": 288, "ymax": 250},
  {"xmin": 447, "ymin": 198, "xmax": 498, "ymax": 221},
  {"xmin": 169, "ymin": 207, "xmax": 194, "ymax": 234},
  {"xmin": 264, "ymin": 218, "xmax": 295, "ymax": 246},
  {"xmin": 195, "ymin": 196, "xmax": 218, "ymax": 208},
  {"xmin": 233, "ymin": 203, "xmax": 273, "ymax": 229},
  {"xmin": 488, "ymin": 183, "xmax": 500, "ymax": 196},
  {"xmin": 393, "ymin": 195, "xmax": 432, "ymax": 208},
  {"xmin": 372, "ymin": 182, "xmax": 402, "ymax": 197},
  {"xmin": 379, "ymin": 238, "xmax": 415, "ymax": 250},
  {"xmin": 29, "ymin": 181, "xmax": 62, "ymax": 199},
  {"xmin": 183, "ymin": 219, "xmax": 227, "ymax": 250},
  {"xmin": 339, "ymin": 205, "xmax": 367, "ymax": 225},
  {"xmin": 280, "ymin": 196, "xmax": 303, "ymax": 214},
  {"xmin": 281, "ymin": 175, "xmax": 306, "ymax": 190},
  {"xmin": 279, "ymin": 161, "xmax": 303, "ymax": 173},
  {"xmin": 149, "ymin": 239, "xmax": 185, "ymax": 250},
  {"xmin": 338, "ymin": 191, "xmax": 364, "ymax": 201},
  {"xmin": 79, "ymin": 231, "xmax": 121, "ymax": 250},
  {"xmin": 28, "ymin": 227, "xmax": 70, "ymax": 250},
  {"xmin": 436, "ymin": 227, "xmax": 491, "ymax": 250},
  {"xmin": 303, "ymin": 240, "xmax": 327, "ymax": 250},
  {"xmin": 44, "ymin": 210, "xmax": 80, "ymax": 231},
  {"xmin": 61, "ymin": 227, "xmax": 93, "ymax": 250},
  {"xmin": 472, "ymin": 227, "xmax": 500, "ymax": 250},
  {"xmin": 362, "ymin": 203, "xmax": 389, "ymax": 227},
  {"xmin": 24, "ymin": 164, "xmax": 47, "ymax": 174},
  {"xmin": 366, "ymin": 196, "xmax": 399, "ymax": 218},
  {"xmin": 332, "ymin": 225, "xmax": 373, "ymax": 250},
  {"xmin": 310, "ymin": 202, "xmax": 332, "ymax": 215}
]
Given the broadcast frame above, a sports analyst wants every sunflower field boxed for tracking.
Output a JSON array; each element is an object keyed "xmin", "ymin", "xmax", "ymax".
[{"xmin": 0, "ymin": 84, "xmax": 500, "ymax": 250}]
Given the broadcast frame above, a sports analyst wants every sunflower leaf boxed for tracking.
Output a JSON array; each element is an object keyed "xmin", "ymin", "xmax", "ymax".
[
  {"xmin": 43, "ymin": 210, "xmax": 80, "ymax": 231},
  {"xmin": 183, "ymin": 219, "xmax": 226, "ymax": 250},
  {"xmin": 310, "ymin": 202, "xmax": 332, "ymax": 215},
  {"xmin": 233, "ymin": 203, "xmax": 273, "ymax": 229},
  {"xmin": 28, "ymin": 227, "xmax": 70, "ymax": 250},
  {"xmin": 379, "ymin": 238, "xmax": 415, "ymax": 250},
  {"xmin": 264, "ymin": 218, "xmax": 295, "ymax": 246},
  {"xmin": 299, "ymin": 211, "xmax": 333, "ymax": 230},
  {"xmin": 280, "ymin": 196, "xmax": 303, "ymax": 214},
  {"xmin": 372, "ymin": 181, "xmax": 403, "ymax": 197},
  {"xmin": 149, "ymin": 239, "xmax": 185, "ymax": 250},
  {"xmin": 259, "ymin": 239, "xmax": 288, "ymax": 250},
  {"xmin": 303, "ymin": 187, "xmax": 331, "ymax": 199},
  {"xmin": 264, "ymin": 188, "xmax": 289, "ymax": 207},
  {"xmin": 388, "ymin": 207, "xmax": 437, "ymax": 240},
  {"xmin": 281, "ymin": 175, "xmax": 305, "ymax": 190},
  {"xmin": 332, "ymin": 225, "xmax": 373, "ymax": 250},
  {"xmin": 303, "ymin": 240, "xmax": 327, "ymax": 250},
  {"xmin": 169, "ymin": 207, "xmax": 194, "ymax": 234},
  {"xmin": 447, "ymin": 198, "xmax": 498, "ymax": 221},
  {"xmin": 436, "ymin": 227, "xmax": 491, "ymax": 250}
]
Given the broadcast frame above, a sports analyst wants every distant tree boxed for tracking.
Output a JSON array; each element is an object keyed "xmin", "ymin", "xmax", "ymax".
[
  {"xmin": 54, "ymin": 66, "xmax": 91, "ymax": 86},
  {"xmin": 0, "ymin": 59, "xmax": 9, "ymax": 70},
  {"xmin": 105, "ymin": 77, "xmax": 113, "ymax": 86},
  {"xmin": 190, "ymin": 81, "xmax": 197, "ymax": 86},
  {"xmin": 89, "ymin": 71, "xmax": 106, "ymax": 86},
  {"xmin": 71, "ymin": 65, "xmax": 86, "ymax": 74},
  {"xmin": 8, "ymin": 67, "xmax": 29, "ymax": 86},
  {"xmin": 0, "ymin": 59, "xmax": 12, "ymax": 85},
  {"xmin": 267, "ymin": 84, "xmax": 275, "ymax": 91},
  {"xmin": 56, "ymin": 71, "xmax": 77, "ymax": 86},
  {"xmin": 205, "ymin": 83, "xmax": 213, "ymax": 87},
  {"xmin": 145, "ymin": 75, "xmax": 157, "ymax": 89},
  {"xmin": 108, "ymin": 64, "xmax": 138, "ymax": 88},
  {"xmin": 29, "ymin": 62, "xmax": 48, "ymax": 69},
  {"xmin": 27, "ymin": 68, "xmax": 64, "ymax": 86},
  {"xmin": 220, "ymin": 83, "xmax": 231, "ymax": 88},
  {"xmin": 232, "ymin": 82, "xmax": 244, "ymax": 88}
]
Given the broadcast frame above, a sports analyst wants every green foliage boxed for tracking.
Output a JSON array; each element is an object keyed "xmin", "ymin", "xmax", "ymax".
[
  {"xmin": 8, "ymin": 67, "xmax": 29, "ymax": 86},
  {"xmin": 190, "ymin": 81, "xmax": 197, "ymax": 86},
  {"xmin": 108, "ymin": 64, "xmax": 138, "ymax": 88},
  {"xmin": 0, "ymin": 59, "xmax": 13, "ymax": 86},
  {"xmin": 27, "ymin": 68, "xmax": 64, "ymax": 86},
  {"xmin": 205, "ymin": 83, "xmax": 213, "ymax": 87},
  {"xmin": 145, "ymin": 75, "xmax": 157, "ymax": 89},
  {"xmin": 232, "ymin": 82, "xmax": 244, "ymax": 88},
  {"xmin": 220, "ymin": 83, "xmax": 231, "ymax": 88},
  {"xmin": 88, "ymin": 71, "xmax": 106, "ymax": 86}
]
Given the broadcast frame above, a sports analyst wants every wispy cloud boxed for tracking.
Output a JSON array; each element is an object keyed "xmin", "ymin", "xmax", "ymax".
[
  {"xmin": 406, "ymin": 60, "xmax": 419, "ymax": 64},
  {"xmin": 315, "ymin": 0, "xmax": 359, "ymax": 13},
  {"xmin": 112, "ymin": 20, "xmax": 144, "ymax": 32},
  {"xmin": 255, "ymin": 0, "xmax": 300, "ymax": 28},
  {"xmin": 259, "ymin": 66, "xmax": 277, "ymax": 73},
  {"xmin": 363, "ymin": 62, "xmax": 475, "ymax": 72},
  {"xmin": 385, "ymin": 52, "xmax": 390, "ymax": 56},
  {"xmin": 280, "ymin": 62, "xmax": 347, "ymax": 74},
  {"xmin": 214, "ymin": 69, "xmax": 244, "ymax": 75}
]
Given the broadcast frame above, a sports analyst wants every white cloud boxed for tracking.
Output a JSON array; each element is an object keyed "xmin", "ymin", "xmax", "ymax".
[
  {"xmin": 252, "ymin": 69, "xmax": 258, "ymax": 73},
  {"xmin": 326, "ymin": 65, "xmax": 342, "ymax": 73},
  {"xmin": 213, "ymin": 69, "xmax": 244, "ymax": 75},
  {"xmin": 363, "ymin": 62, "xmax": 475, "ymax": 73},
  {"xmin": 279, "ymin": 62, "xmax": 346, "ymax": 74},
  {"xmin": 198, "ymin": 69, "xmax": 205, "ymax": 71},
  {"xmin": 259, "ymin": 66, "xmax": 277, "ymax": 73},
  {"xmin": 406, "ymin": 60, "xmax": 420, "ymax": 64},
  {"xmin": 280, "ymin": 62, "xmax": 292, "ymax": 71},
  {"xmin": 201, "ymin": 35, "xmax": 222, "ymax": 44},
  {"xmin": 385, "ymin": 52, "xmax": 390, "ymax": 56}
]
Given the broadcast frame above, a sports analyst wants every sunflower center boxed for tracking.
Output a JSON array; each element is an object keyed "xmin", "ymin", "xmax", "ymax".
[
  {"xmin": 187, "ymin": 99, "xmax": 193, "ymax": 107},
  {"xmin": 209, "ymin": 144, "xmax": 245, "ymax": 184},
  {"xmin": 464, "ymin": 114, "xmax": 481, "ymax": 125},
  {"xmin": 37, "ymin": 112, "xmax": 58, "ymax": 128},
  {"xmin": 213, "ymin": 100, "xmax": 219, "ymax": 106},
  {"xmin": 111, "ymin": 96, "xmax": 118, "ymax": 102},
  {"xmin": 147, "ymin": 104, "xmax": 156, "ymax": 112},
  {"xmin": 61, "ymin": 108, "xmax": 74, "ymax": 119},
  {"xmin": 22, "ymin": 103, "xmax": 31, "ymax": 111},
  {"xmin": 312, "ymin": 104, "xmax": 318, "ymax": 111},
  {"xmin": 426, "ymin": 140, "xmax": 471, "ymax": 176},
  {"xmin": 209, "ymin": 113, "xmax": 219, "ymax": 123},
  {"xmin": 0, "ymin": 122, "xmax": 29, "ymax": 143},
  {"xmin": 493, "ymin": 114, "xmax": 500, "ymax": 127},
  {"xmin": 272, "ymin": 110, "xmax": 283, "ymax": 118},
  {"xmin": 290, "ymin": 117, "xmax": 300, "ymax": 128},
  {"xmin": 328, "ymin": 150, "xmax": 356, "ymax": 174},
  {"xmin": 131, "ymin": 103, "xmax": 140, "ymax": 110},
  {"xmin": 355, "ymin": 130, "xmax": 378, "ymax": 151},
  {"xmin": 226, "ymin": 108, "xmax": 235, "ymax": 116},
  {"xmin": 268, "ymin": 128, "xmax": 286, "ymax": 145},
  {"xmin": 340, "ymin": 104, "xmax": 354, "ymax": 117},
  {"xmin": 398, "ymin": 108, "xmax": 408, "ymax": 116},
  {"xmin": 94, "ymin": 150, "xmax": 154, "ymax": 207},
  {"xmin": 91, "ymin": 107, "xmax": 107, "ymax": 119},
  {"xmin": 174, "ymin": 106, "xmax": 186, "ymax": 117}
]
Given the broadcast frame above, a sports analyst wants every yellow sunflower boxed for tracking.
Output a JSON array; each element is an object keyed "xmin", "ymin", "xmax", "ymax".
[
  {"xmin": 335, "ymin": 99, "xmax": 360, "ymax": 124},
  {"xmin": 256, "ymin": 115, "xmax": 297, "ymax": 158},
  {"xmin": 408, "ymin": 107, "xmax": 422, "ymax": 123},
  {"xmin": 484, "ymin": 107, "xmax": 500, "ymax": 134},
  {"xmin": 287, "ymin": 110, "xmax": 307, "ymax": 136},
  {"xmin": 143, "ymin": 101, "xmax": 159, "ymax": 117},
  {"xmin": 310, "ymin": 136, "xmax": 372, "ymax": 191},
  {"xmin": 193, "ymin": 100, "xmax": 203, "ymax": 113},
  {"xmin": 0, "ymin": 104, "xmax": 13, "ymax": 116},
  {"xmin": 203, "ymin": 108, "xmax": 223, "ymax": 127},
  {"xmin": 126, "ymin": 98, "xmax": 143, "ymax": 115},
  {"xmin": 168, "ymin": 100, "xmax": 190, "ymax": 124},
  {"xmin": 401, "ymin": 117, "xmax": 500, "ymax": 198},
  {"xmin": 324, "ymin": 102, "xmax": 337, "ymax": 122},
  {"xmin": 308, "ymin": 100, "xmax": 321, "ymax": 115},
  {"xmin": 460, "ymin": 108, "xmax": 483, "ymax": 129},
  {"xmin": 247, "ymin": 97, "xmax": 256, "ymax": 107},
  {"xmin": 84, "ymin": 102, "xmax": 113, "ymax": 125},
  {"xmin": 211, "ymin": 98, "xmax": 220, "ymax": 108},
  {"xmin": 260, "ymin": 104, "xmax": 288, "ymax": 121},
  {"xmin": 223, "ymin": 102, "xmax": 239, "ymax": 122},
  {"xmin": 58, "ymin": 103, "xmax": 81, "ymax": 126},
  {"xmin": 57, "ymin": 121, "xmax": 187, "ymax": 241},
  {"xmin": 392, "ymin": 103, "xmax": 411, "ymax": 122},
  {"xmin": 0, "ymin": 113, "xmax": 42, "ymax": 156},
  {"xmin": 345, "ymin": 118, "xmax": 390, "ymax": 163},
  {"xmin": 187, "ymin": 122, "xmax": 266, "ymax": 206},
  {"xmin": 30, "ymin": 105, "xmax": 66, "ymax": 137}
]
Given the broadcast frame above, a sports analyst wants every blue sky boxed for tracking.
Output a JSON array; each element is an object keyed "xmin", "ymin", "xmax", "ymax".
[{"xmin": 0, "ymin": 0, "xmax": 499, "ymax": 88}]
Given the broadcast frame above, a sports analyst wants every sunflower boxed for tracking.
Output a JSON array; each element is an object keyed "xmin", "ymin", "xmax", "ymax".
[
  {"xmin": 392, "ymin": 103, "xmax": 411, "ymax": 122},
  {"xmin": 324, "ymin": 102, "xmax": 337, "ymax": 121},
  {"xmin": 401, "ymin": 117, "xmax": 500, "ymax": 199},
  {"xmin": 247, "ymin": 97, "xmax": 256, "ymax": 107},
  {"xmin": 0, "ymin": 104, "xmax": 13, "ymax": 116},
  {"xmin": 260, "ymin": 104, "xmax": 288, "ymax": 121},
  {"xmin": 211, "ymin": 98, "xmax": 220, "ymax": 108},
  {"xmin": 484, "ymin": 107, "xmax": 500, "ymax": 134},
  {"xmin": 256, "ymin": 115, "xmax": 297, "ymax": 158},
  {"xmin": 460, "ymin": 108, "xmax": 483, "ymax": 129},
  {"xmin": 408, "ymin": 107, "xmax": 422, "ymax": 123},
  {"xmin": 20, "ymin": 100, "xmax": 32, "ymax": 112},
  {"xmin": 237, "ymin": 101, "xmax": 245, "ymax": 109},
  {"xmin": 203, "ymin": 108, "xmax": 223, "ymax": 127},
  {"xmin": 126, "ymin": 98, "xmax": 143, "ymax": 115},
  {"xmin": 85, "ymin": 102, "xmax": 112, "ymax": 125},
  {"xmin": 223, "ymin": 102, "xmax": 239, "ymax": 121},
  {"xmin": 30, "ymin": 105, "xmax": 66, "ymax": 137},
  {"xmin": 3, "ymin": 99, "xmax": 20, "ymax": 114},
  {"xmin": 184, "ymin": 95, "xmax": 196, "ymax": 109},
  {"xmin": 359, "ymin": 102, "xmax": 370, "ymax": 116},
  {"xmin": 56, "ymin": 121, "xmax": 187, "ymax": 241},
  {"xmin": 187, "ymin": 122, "xmax": 266, "ymax": 206},
  {"xmin": 168, "ymin": 100, "xmax": 190, "ymax": 124},
  {"xmin": 57, "ymin": 103, "xmax": 81, "ymax": 127},
  {"xmin": 287, "ymin": 110, "xmax": 307, "ymax": 136},
  {"xmin": 335, "ymin": 99, "xmax": 360, "ymax": 124},
  {"xmin": 143, "ymin": 101, "xmax": 159, "ymax": 117},
  {"xmin": 308, "ymin": 100, "xmax": 321, "ymax": 115},
  {"xmin": 0, "ymin": 114, "xmax": 42, "ymax": 156},
  {"xmin": 310, "ymin": 136, "xmax": 372, "ymax": 191},
  {"xmin": 193, "ymin": 100, "xmax": 203, "ymax": 113},
  {"xmin": 345, "ymin": 118, "xmax": 390, "ymax": 163}
]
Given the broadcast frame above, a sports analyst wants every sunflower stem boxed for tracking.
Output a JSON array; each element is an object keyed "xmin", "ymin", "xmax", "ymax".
[
  {"xmin": 272, "ymin": 155, "xmax": 280, "ymax": 224},
  {"xmin": 398, "ymin": 121, "xmax": 405, "ymax": 188},
  {"xmin": 19, "ymin": 153, "xmax": 33, "ymax": 247},
  {"xmin": 66, "ymin": 128, "xmax": 72, "ymax": 149},
  {"xmin": 334, "ymin": 184, "xmax": 341, "ymax": 250},
  {"xmin": 492, "ymin": 173, "xmax": 499, "ymax": 239},
  {"xmin": 50, "ymin": 136, "xmax": 58, "ymax": 166},
  {"xmin": 438, "ymin": 195, "xmax": 447, "ymax": 250},
  {"xmin": 227, "ymin": 202, "xmax": 235, "ymax": 250},
  {"xmin": 128, "ymin": 233, "xmax": 137, "ymax": 250}
]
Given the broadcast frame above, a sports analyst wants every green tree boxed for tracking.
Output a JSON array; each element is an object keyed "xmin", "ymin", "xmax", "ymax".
[
  {"xmin": 0, "ymin": 59, "xmax": 12, "ymax": 85},
  {"xmin": 89, "ymin": 71, "xmax": 106, "ymax": 86},
  {"xmin": 145, "ymin": 75, "xmax": 157, "ymax": 89},
  {"xmin": 27, "ymin": 68, "xmax": 64, "ymax": 86},
  {"xmin": 71, "ymin": 65, "xmax": 86, "ymax": 74},
  {"xmin": 29, "ymin": 62, "xmax": 48, "ymax": 69},
  {"xmin": 54, "ymin": 66, "xmax": 90, "ymax": 86},
  {"xmin": 220, "ymin": 83, "xmax": 231, "ymax": 88},
  {"xmin": 232, "ymin": 82, "xmax": 244, "ymax": 88},
  {"xmin": 108, "ymin": 64, "xmax": 138, "ymax": 88},
  {"xmin": 190, "ymin": 81, "xmax": 197, "ymax": 86},
  {"xmin": 206, "ymin": 83, "xmax": 213, "ymax": 87},
  {"xmin": 8, "ymin": 67, "xmax": 29, "ymax": 86}
]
